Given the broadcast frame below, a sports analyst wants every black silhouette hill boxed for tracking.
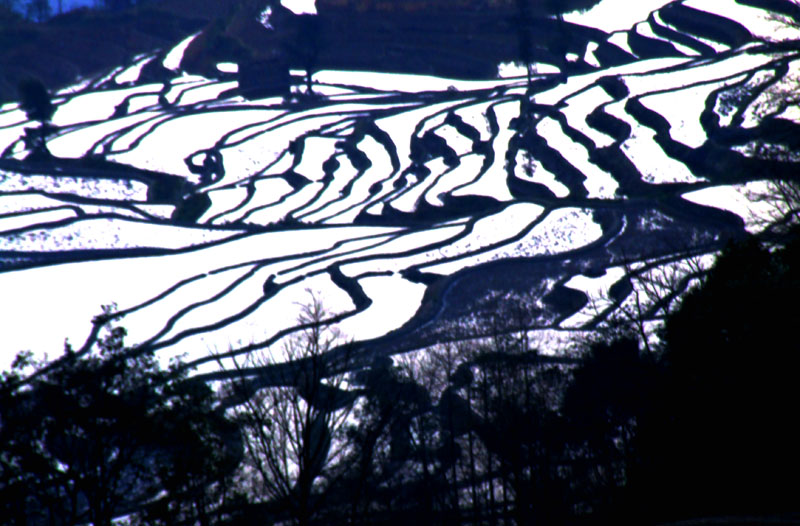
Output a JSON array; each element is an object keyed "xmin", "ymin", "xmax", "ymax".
[
  {"xmin": 0, "ymin": 0, "xmax": 256, "ymax": 102},
  {"xmin": 1, "ymin": 0, "xmax": 607, "ymax": 102}
]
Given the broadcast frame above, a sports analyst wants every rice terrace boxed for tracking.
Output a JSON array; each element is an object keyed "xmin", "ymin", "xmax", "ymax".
[{"xmin": 1, "ymin": 0, "xmax": 800, "ymax": 524}]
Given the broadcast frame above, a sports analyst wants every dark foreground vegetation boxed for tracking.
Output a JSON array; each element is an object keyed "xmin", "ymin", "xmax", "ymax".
[{"xmin": 2, "ymin": 225, "xmax": 800, "ymax": 526}]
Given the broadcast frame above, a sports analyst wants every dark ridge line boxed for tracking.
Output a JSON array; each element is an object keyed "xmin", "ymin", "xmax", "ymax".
[
  {"xmin": 112, "ymin": 228, "xmax": 405, "ymax": 324},
  {"xmin": 290, "ymin": 164, "xmax": 353, "ymax": 221},
  {"xmin": 593, "ymin": 38, "xmax": 639, "ymax": 68},
  {"xmin": 628, "ymin": 25, "xmax": 687, "ymax": 59},
  {"xmin": 260, "ymin": 229, "xmax": 404, "ymax": 278},
  {"xmin": 112, "ymin": 259, "xmax": 263, "ymax": 321},
  {"xmin": 0, "ymin": 215, "xmax": 255, "ymax": 265},
  {"xmin": 528, "ymin": 97, "xmax": 600, "ymax": 152},
  {"xmin": 0, "ymin": 116, "xmax": 31, "ymax": 131},
  {"xmin": 84, "ymin": 112, "xmax": 172, "ymax": 158},
  {"xmin": 665, "ymin": 2, "xmax": 753, "ymax": 48},
  {"xmin": 0, "ymin": 204, "xmax": 84, "ymax": 221},
  {"xmin": 443, "ymin": 98, "xmax": 505, "ymax": 197},
  {"xmin": 115, "ymin": 103, "xmax": 286, "ymax": 157},
  {"xmin": 212, "ymin": 100, "xmax": 414, "ymax": 166},
  {"xmin": 136, "ymin": 264, "xmax": 267, "ymax": 349},
  {"xmin": 0, "ymin": 190, "xmax": 153, "ymax": 220},
  {"xmin": 90, "ymin": 113, "xmax": 176, "ymax": 157},
  {"xmin": 11, "ymin": 201, "xmax": 153, "ymax": 224},
  {"xmin": 204, "ymin": 182, "xmax": 255, "ymax": 225},
  {"xmin": 325, "ymin": 217, "xmax": 476, "ymax": 271},
  {"xmin": 156, "ymin": 218, "xmax": 486, "ymax": 357},
  {"xmin": 146, "ymin": 271, "xmax": 313, "ymax": 354},
  {"xmin": 0, "ymin": 211, "xmax": 207, "ymax": 239},
  {"xmin": 329, "ymin": 264, "xmax": 371, "ymax": 311},
  {"xmin": 0, "ymin": 215, "xmax": 407, "ymax": 273},
  {"xmin": 410, "ymin": 203, "xmax": 612, "ymax": 278},
  {"xmin": 515, "ymin": 126, "xmax": 590, "ymax": 198},
  {"xmin": 213, "ymin": 176, "xmax": 288, "ymax": 225},
  {"xmin": 390, "ymin": 127, "xmax": 463, "ymax": 206},
  {"xmin": 315, "ymin": 174, "xmax": 389, "ymax": 224},
  {"xmin": 299, "ymin": 221, "xmax": 471, "ymax": 279},
  {"xmin": 418, "ymin": 152, "xmax": 478, "ymax": 209},
  {"xmin": 179, "ymin": 262, "xmax": 406, "ymax": 377},
  {"xmin": 305, "ymin": 117, "xmax": 408, "ymax": 221},
  {"xmin": 647, "ymin": 12, "xmax": 718, "ymax": 57},
  {"xmin": 444, "ymin": 110, "xmax": 484, "ymax": 146},
  {"xmin": 237, "ymin": 183, "xmax": 303, "ymax": 224},
  {"xmin": 293, "ymin": 128, "xmax": 378, "ymax": 222},
  {"xmin": 0, "ymin": 246, "xmax": 176, "ymax": 272},
  {"xmin": 169, "ymin": 78, "xmax": 225, "ymax": 106},
  {"xmin": 113, "ymin": 88, "xmax": 165, "ymax": 117}
]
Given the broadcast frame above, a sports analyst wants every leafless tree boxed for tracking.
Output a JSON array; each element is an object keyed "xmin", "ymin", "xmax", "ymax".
[
  {"xmin": 744, "ymin": 179, "xmax": 800, "ymax": 236},
  {"xmin": 595, "ymin": 254, "xmax": 710, "ymax": 352},
  {"xmin": 220, "ymin": 292, "xmax": 354, "ymax": 526}
]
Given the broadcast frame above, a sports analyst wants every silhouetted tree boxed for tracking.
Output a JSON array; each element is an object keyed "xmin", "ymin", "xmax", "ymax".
[
  {"xmin": 747, "ymin": 178, "xmax": 800, "ymax": 236},
  {"xmin": 285, "ymin": 14, "xmax": 322, "ymax": 96},
  {"xmin": 17, "ymin": 77, "xmax": 54, "ymax": 159},
  {"xmin": 132, "ymin": 378, "xmax": 243, "ymax": 526},
  {"xmin": 572, "ymin": 231, "xmax": 800, "ymax": 523},
  {"xmin": 0, "ymin": 309, "xmax": 241, "ymax": 526},
  {"xmin": 511, "ymin": 0, "xmax": 603, "ymax": 90},
  {"xmin": 221, "ymin": 292, "xmax": 354, "ymax": 526},
  {"xmin": 466, "ymin": 349, "xmax": 575, "ymax": 525},
  {"xmin": 18, "ymin": 78, "xmax": 53, "ymax": 125},
  {"xmin": 337, "ymin": 354, "xmax": 440, "ymax": 525},
  {"xmin": 643, "ymin": 232, "xmax": 800, "ymax": 520},
  {"xmin": 562, "ymin": 337, "xmax": 665, "ymax": 523},
  {"xmin": 339, "ymin": 332, "xmax": 586, "ymax": 526}
]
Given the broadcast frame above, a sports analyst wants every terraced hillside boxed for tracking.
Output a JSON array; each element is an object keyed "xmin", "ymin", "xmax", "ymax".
[{"xmin": 1, "ymin": 0, "xmax": 799, "ymax": 381}]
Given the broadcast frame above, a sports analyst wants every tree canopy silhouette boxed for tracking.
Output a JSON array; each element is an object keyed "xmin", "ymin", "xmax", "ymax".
[
  {"xmin": 645, "ymin": 230, "xmax": 800, "ymax": 519},
  {"xmin": 0, "ymin": 311, "xmax": 242, "ymax": 526},
  {"xmin": 18, "ymin": 77, "xmax": 53, "ymax": 124},
  {"xmin": 17, "ymin": 77, "xmax": 54, "ymax": 158}
]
